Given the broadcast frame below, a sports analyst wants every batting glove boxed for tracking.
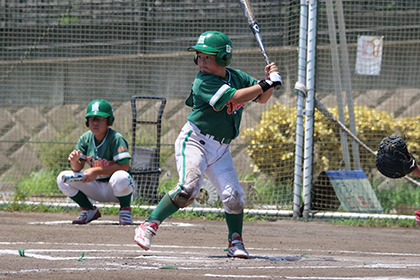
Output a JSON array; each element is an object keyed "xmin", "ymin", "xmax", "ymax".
[{"xmin": 258, "ymin": 72, "xmax": 282, "ymax": 92}]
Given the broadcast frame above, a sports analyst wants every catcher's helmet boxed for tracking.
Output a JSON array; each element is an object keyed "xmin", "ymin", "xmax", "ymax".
[
  {"xmin": 85, "ymin": 99, "xmax": 114, "ymax": 126},
  {"xmin": 188, "ymin": 31, "xmax": 233, "ymax": 66}
]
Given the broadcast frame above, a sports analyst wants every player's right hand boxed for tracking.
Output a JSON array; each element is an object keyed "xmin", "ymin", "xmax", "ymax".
[{"xmin": 68, "ymin": 150, "xmax": 80, "ymax": 163}]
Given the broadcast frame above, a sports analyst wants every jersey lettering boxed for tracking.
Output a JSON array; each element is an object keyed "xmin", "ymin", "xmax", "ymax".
[
  {"xmin": 118, "ymin": 146, "xmax": 128, "ymax": 153},
  {"xmin": 218, "ymin": 102, "xmax": 244, "ymax": 114},
  {"xmin": 87, "ymin": 155, "xmax": 114, "ymax": 167}
]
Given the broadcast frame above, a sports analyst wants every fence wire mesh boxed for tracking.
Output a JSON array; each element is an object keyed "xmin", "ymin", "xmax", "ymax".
[{"xmin": 1, "ymin": 0, "xmax": 420, "ymax": 214}]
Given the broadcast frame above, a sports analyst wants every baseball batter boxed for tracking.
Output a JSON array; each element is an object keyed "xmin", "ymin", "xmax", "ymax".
[
  {"xmin": 57, "ymin": 99, "xmax": 134, "ymax": 225},
  {"xmin": 134, "ymin": 31, "xmax": 282, "ymax": 258}
]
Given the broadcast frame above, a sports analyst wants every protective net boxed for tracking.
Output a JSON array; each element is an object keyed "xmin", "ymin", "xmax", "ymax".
[{"xmin": 1, "ymin": 0, "xmax": 420, "ymax": 214}]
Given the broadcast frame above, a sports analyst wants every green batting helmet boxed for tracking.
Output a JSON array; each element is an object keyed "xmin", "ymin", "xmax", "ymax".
[
  {"xmin": 188, "ymin": 31, "xmax": 233, "ymax": 66},
  {"xmin": 85, "ymin": 99, "xmax": 114, "ymax": 126}
]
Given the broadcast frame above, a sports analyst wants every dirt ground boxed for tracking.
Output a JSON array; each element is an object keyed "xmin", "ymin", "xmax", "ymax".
[{"xmin": 1, "ymin": 210, "xmax": 419, "ymax": 280}]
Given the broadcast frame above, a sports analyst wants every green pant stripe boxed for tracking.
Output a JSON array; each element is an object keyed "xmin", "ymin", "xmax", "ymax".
[{"xmin": 180, "ymin": 130, "xmax": 193, "ymax": 187}]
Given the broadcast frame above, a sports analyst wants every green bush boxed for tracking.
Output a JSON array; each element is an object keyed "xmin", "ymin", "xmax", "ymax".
[{"xmin": 241, "ymin": 104, "xmax": 297, "ymax": 183}]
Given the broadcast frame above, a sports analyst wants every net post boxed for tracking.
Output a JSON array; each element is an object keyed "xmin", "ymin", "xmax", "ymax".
[
  {"xmin": 292, "ymin": 0, "xmax": 309, "ymax": 218},
  {"xmin": 302, "ymin": 0, "xmax": 318, "ymax": 218}
]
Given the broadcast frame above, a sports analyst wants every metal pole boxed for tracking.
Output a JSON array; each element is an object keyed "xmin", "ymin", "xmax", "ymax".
[
  {"xmin": 325, "ymin": 0, "xmax": 351, "ymax": 170},
  {"xmin": 293, "ymin": 0, "xmax": 308, "ymax": 218},
  {"xmin": 302, "ymin": 0, "xmax": 317, "ymax": 218},
  {"xmin": 336, "ymin": 0, "xmax": 361, "ymax": 170}
]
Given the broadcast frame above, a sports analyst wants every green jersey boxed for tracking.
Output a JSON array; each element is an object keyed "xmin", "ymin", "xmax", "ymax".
[
  {"xmin": 76, "ymin": 128, "xmax": 131, "ymax": 172},
  {"xmin": 186, "ymin": 68, "xmax": 258, "ymax": 140}
]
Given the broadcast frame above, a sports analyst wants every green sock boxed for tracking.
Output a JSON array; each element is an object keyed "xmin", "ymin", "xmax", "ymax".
[
  {"xmin": 117, "ymin": 193, "xmax": 132, "ymax": 209},
  {"xmin": 146, "ymin": 194, "xmax": 179, "ymax": 223},
  {"xmin": 70, "ymin": 191, "xmax": 94, "ymax": 210},
  {"xmin": 225, "ymin": 212, "xmax": 244, "ymax": 241}
]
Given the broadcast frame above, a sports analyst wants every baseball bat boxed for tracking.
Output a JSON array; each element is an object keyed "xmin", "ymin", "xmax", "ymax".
[
  {"xmin": 62, "ymin": 173, "xmax": 110, "ymax": 182},
  {"xmin": 62, "ymin": 173, "xmax": 85, "ymax": 182},
  {"xmin": 239, "ymin": 0, "xmax": 281, "ymax": 90}
]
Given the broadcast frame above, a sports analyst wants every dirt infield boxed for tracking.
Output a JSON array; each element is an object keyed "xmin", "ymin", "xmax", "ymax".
[{"xmin": 1, "ymin": 210, "xmax": 419, "ymax": 279}]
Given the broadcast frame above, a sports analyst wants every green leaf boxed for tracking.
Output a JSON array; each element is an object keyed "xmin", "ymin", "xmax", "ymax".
[
  {"xmin": 160, "ymin": 265, "xmax": 178, "ymax": 269},
  {"xmin": 18, "ymin": 248, "xmax": 26, "ymax": 257},
  {"xmin": 77, "ymin": 251, "xmax": 87, "ymax": 261}
]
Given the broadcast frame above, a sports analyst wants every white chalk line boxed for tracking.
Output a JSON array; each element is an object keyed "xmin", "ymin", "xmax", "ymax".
[
  {"xmin": 0, "ymin": 241, "xmax": 223, "ymax": 250},
  {"xmin": 1, "ymin": 261, "xmax": 420, "ymax": 278},
  {"xmin": 285, "ymin": 248, "xmax": 420, "ymax": 258},
  {"xmin": 27, "ymin": 220, "xmax": 195, "ymax": 227},
  {"xmin": 1, "ymin": 244, "xmax": 419, "ymax": 265},
  {"xmin": 1, "ymin": 266, "xmax": 156, "ymax": 275},
  {"xmin": 0, "ymin": 248, "xmax": 224, "ymax": 259},
  {"xmin": 2, "ymin": 241, "xmax": 420, "ymax": 257}
]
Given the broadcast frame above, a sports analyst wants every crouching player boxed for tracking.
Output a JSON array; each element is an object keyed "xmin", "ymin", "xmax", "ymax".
[{"xmin": 57, "ymin": 99, "xmax": 134, "ymax": 225}]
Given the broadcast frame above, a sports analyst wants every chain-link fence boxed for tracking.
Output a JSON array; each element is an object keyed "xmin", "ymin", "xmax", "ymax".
[{"xmin": 1, "ymin": 0, "xmax": 419, "ymax": 214}]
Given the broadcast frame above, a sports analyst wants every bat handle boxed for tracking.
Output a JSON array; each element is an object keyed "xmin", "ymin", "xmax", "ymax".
[{"xmin": 264, "ymin": 56, "xmax": 282, "ymax": 91}]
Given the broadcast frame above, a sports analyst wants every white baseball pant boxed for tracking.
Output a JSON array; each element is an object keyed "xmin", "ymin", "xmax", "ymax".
[
  {"xmin": 57, "ymin": 170, "xmax": 134, "ymax": 202},
  {"xmin": 171, "ymin": 121, "xmax": 245, "ymax": 214}
]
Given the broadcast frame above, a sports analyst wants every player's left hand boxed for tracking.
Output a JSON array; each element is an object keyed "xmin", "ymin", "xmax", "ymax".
[
  {"xmin": 82, "ymin": 168, "xmax": 99, "ymax": 182},
  {"xmin": 268, "ymin": 72, "xmax": 283, "ymax": 87},
  {"xmin": 376, "ymin": 135, "xmax": 417, "ymax": 178}
]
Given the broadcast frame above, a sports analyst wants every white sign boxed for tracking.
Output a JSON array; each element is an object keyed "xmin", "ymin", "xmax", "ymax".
[
  {"xmin": 326, "ymin": 170, "xmax": 383, "ymax": 213},
  {"xmin": 355, "ymin": 35, "xmax": 384, "ymax": 75}
]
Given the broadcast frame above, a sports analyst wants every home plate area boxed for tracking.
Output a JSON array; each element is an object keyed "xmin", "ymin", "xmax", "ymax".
[{"xmin": 0, "ymin": 212, "xmax": 420, "ymax": 279}]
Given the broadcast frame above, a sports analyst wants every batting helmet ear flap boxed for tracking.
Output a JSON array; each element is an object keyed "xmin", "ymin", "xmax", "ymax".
[
  {"xmin": 216, "ymin": 51, "xmax": 232, "ymax": 66},
  {"xmin": 107, "ymin": 116, "xmax": 114, "ymax": 126},
  {"xmin": 194, "ymin": 53, "xmax": 198, "ymax": 65},
  {"xmin": 215, "ymin": 44, "xmax": 232, "ymax": 66}
]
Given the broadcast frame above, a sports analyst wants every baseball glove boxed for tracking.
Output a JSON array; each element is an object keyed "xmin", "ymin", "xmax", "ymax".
[{"xmin": 376, "ymin": 135, "xmax": 417, "ymax": 178}]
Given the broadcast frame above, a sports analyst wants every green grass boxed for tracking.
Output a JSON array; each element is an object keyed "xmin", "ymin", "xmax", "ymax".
[
  {"xmin": 0, "ymin": 202, "xmax": 76, "ymax": 213},
  {"xmin": 15, "ymin": 170, "xmax": 62, "ymax": 197},
  {"xmin": 372, "ymin": 178, "xmax": 420, "ymax": 214},
  {"xmin": 329, "ymin": 217, "xmax": 417, "ymax": 228}
]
